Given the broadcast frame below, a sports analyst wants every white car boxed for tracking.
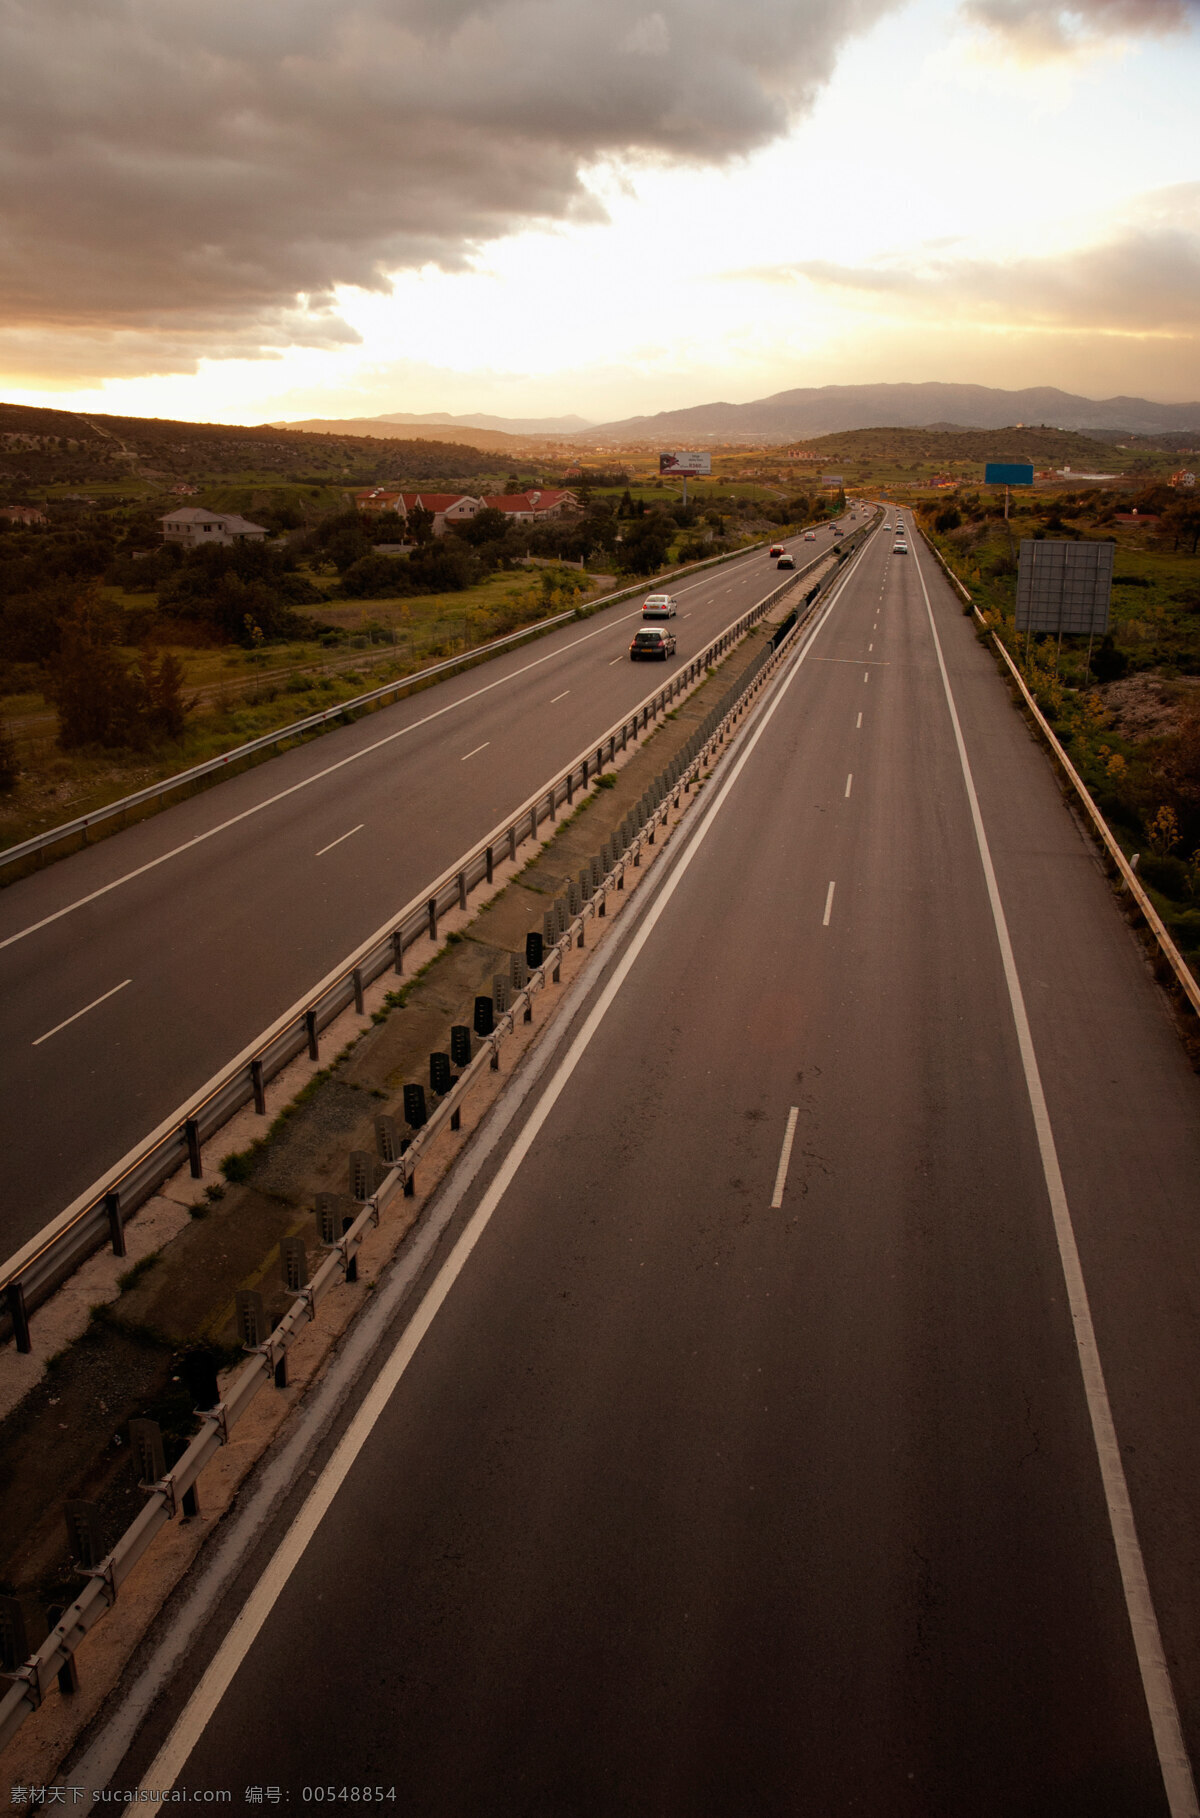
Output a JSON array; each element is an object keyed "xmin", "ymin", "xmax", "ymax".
[
  {"xmin": 641, "ymin": 593, "xmax": 678, "ymax": 619},
  {"xmin": 893, "ymin": 540, "xmax": 908, "ymax": 554},
  {"xmin": 803, "ymin": 530, "xmax": 817, "ymax": 542}
]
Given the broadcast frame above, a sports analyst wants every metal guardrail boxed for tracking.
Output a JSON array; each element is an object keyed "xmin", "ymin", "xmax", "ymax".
[
  {"xmin": 0, "ymin": 512, "xmax": 877, "ymax": 1755},
  {"xmin": 916, "ymin": 528, "xmax": 1200, "ymax": 1018},
  {"xmin": 1, "ymin": 532, "xmax": 860, "ymax": 1345},
  {"xmin": 0, "ymin": 539, "xmax": 783, "ymax": 876}
]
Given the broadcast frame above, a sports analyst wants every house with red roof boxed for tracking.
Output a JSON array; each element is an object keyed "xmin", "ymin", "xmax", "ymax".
[
  {"xmin": 352, "ymin": 489, "xmax": 482, "ymax": 535},
  {"xmin": 480, "ymin": 488, "xmax": 579, "ymax": 524}
]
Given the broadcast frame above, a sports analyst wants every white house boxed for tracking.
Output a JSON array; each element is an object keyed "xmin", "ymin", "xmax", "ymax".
[{"xmin": 162, "ymin": 508, "xmax": 268, "ymax": 546}]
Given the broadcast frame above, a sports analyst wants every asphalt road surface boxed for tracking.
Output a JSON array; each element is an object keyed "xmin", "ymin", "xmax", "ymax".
[
  {"xmin": 99, "ymin": 515, "xmax": 1200, "ymax": 1815},
  {"xmin": 0, "ymin": 522, "xmax": 850, "ymax": 1258}
]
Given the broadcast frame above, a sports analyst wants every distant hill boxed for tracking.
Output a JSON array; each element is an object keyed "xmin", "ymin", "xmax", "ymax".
[
  {"xmin": 0, "ymin": 402, "xmax": 500, "ymax": 486},
  {"xmin": 374, "ymin": 410, "xmax": 593, "ymax": 435},
  {"xmin": 588, "ymin": 383, "xmax": 1200, "ymax": 443},
  {"xmin": 272, "ymin": 417, "xmax": 545, "ymax": 453},
  {"xmin": 780, "ymin": 425, "xmax": 1128, "ymax": 469}
]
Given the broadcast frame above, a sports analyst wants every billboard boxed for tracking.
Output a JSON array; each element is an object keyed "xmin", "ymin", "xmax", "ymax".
[
  {"xmin": 985, "ymin": 462, "xmax": 1034, "ymax": 487},
  {"xmin": 659, "ymin": 451, "xmax": 712, "ymax": 476},
  {"xmin": 1015, "ymin": 539, "xmax": 1113, "ymax": 636}
]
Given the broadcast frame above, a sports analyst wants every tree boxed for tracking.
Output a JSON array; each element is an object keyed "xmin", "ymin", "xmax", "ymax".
[
  {"xmin": 0, "ymin": 720, "xmax": 18, "ymax": 793},
  {"xmin": 406, "ymin": 506, "xmax": 436, "ymax": 546},
  {"xmin": 614, "ymin": 512, "xmax": 671, "ymax": 576},
  {"xmin": 47, "ymin": 589, "xmax": 192, "ymax": 749}
]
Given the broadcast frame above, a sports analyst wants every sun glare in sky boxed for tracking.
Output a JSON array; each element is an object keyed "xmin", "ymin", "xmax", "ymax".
[{"xmin": 2, "ymin": 0, "xmax": 1197, "ymax": 425}]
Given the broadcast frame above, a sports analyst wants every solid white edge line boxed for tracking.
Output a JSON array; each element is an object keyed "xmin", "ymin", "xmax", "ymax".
[
  {"xmin": 913, "ymin": 541, "xmax": 1199, "ymax": 1818},
  {"xmin": 770, "ymin": 1107, "xmax": 800, "ymax": 1209},
  {"xmin": 31, "ymin": 978, "xmax": 131, "ymax": 1047},
  {"xmin": 822, "ymin": 881, "xmax": 836, "ymax": 926},
  {"xmin": 313, "ymin": 824, "xmax": 364, "ymax": 859},
  {"xmin": 139, "ymin": 518, "xmax": 869, "ymax": 1797}
]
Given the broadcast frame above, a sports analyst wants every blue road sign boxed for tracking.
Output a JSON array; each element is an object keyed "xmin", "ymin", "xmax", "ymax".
[{"xmin": 985, "ymin": 462, "xmax": 1034, "ymax": 487}]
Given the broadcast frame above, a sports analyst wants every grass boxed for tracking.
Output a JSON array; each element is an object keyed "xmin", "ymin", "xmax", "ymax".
[
  {"xmin": 922, "ymin": 504, "xmax": 1200, "ymax": 963},
  {"xmin": 0, "ymin": 567, "xmax": 598, "ymax": 854}
]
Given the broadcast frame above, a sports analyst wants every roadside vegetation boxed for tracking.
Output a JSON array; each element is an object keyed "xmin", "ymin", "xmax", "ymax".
[{"xmin": 916, "ymin": 483, "xmax": 1200, "ymax": 964}]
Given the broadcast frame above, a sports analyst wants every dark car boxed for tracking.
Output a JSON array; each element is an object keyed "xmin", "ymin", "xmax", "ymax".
[
  {"xmin": 776, "ymin": 554, "xmax": 795, "ymax": 570},
  {"xmin": 768, "ymin": 543, "xmax": 785, "ymax": 557},
  {"xmin": 630, "ymin": 627, "xmax": 677, "ymax": 660}
]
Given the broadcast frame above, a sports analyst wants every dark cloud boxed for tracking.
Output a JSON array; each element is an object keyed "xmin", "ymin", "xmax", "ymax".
[
  {"xmin": 958, "ymin": 0, "xmax": 1198, "ymax": 55},
  {"xmin": 768, "ymin": 195, "xmax": 1200, "ymax": 334},
  {"xmin": 0, "ymin": 0, "xmax": 895, "ymax": 378}
]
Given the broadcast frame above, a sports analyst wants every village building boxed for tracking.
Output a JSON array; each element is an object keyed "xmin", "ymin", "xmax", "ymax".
[
  {"xmin": 0, "ymin": 504, "xmax": 49, "ymax": 525},
  {"xmin": 479, "ymin": 488, "xmax": 579, "ymax": 524},
  {"xmin": 161, "ymin": 508, "xmax": 268, "ymax": 546}
]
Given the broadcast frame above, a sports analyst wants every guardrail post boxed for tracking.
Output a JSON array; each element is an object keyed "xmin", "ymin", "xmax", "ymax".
[
  {"xmin": 392, "ymin": 930, "xmax": 405, "ymax": 975},
  {"xmin": 508, "ymin": 824, "xmax": 517, "ymax": 864},
  {"xmin": 548, "ymin": 788, "xmax": 556, "ymax": 823},
  {"xmin": 486, "ymin": 844, "xmax": 494, "ymax": 885},
  {"xmin": 457, "ymin": 870, "xmax": 467, "ymax": 911},
  {"xmin": 352, "ymin": 967, "xmax": 365, "ymax": 1015},
  {"xmin": 235, "ymin": 1290, "xmax": 265, "ymax": 1349},
  {"xmin": 65, "ymin": 1501, "xmax": 105, "ymax": 1575},
  {"xmin": 530, "ymin": 804, "xmax": 538, "ymax": 843},
  {"xmin": 566, "ymin": 769, "xmax": 574, "ymax": 805},
  {"xmin": 103, "ymin": 1189, "xmax": 126, "ymax": 1257},
  {"xmin": 185, "ymin": 1118, "xmax": 203, "ymax": 1179},
  {"xmin": 340, "ymin": 1218, "xmax": 358, "ymax": 1286},
  {"xmin": 427, "ymin": 897, "xmax": 438, "ymax": 944},
  {"xmin": 281, "ymin": 1236, "xmax": 306, "ymax": 1294},
  {"xmin": 6, "ymin": 1280, "xmax": 31, "ymax": 1354},
  {"xmin": 251, "ymin": 1058, "xmax": 266, "ymax": 1114},
  {"xmin": 305, "ymin": 1010, "xmax": 319, "ymax": 1062}
]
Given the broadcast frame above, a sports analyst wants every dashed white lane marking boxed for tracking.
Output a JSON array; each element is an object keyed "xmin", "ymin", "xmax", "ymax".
[
  {"xmin": 864, "ymin": 671, "xmax": 870, "ymax": 683},
  {"xmin": 770, "ymin": 1107, "xmax": 800, "ymax": 1209},
  {"xmin": 845, "ymin": 774, "xmax": 853, "ymax": 798},
  {"xmin": 856, "ymin": 712, "xmax": 863, "ymax": 728},
  {"xmin": 550, "ymin": 690, "xmax": 571, "ymax": 704},
  {"xmin": 314, "ymin": 824, "xmax": 364, "ymax": 858},
  {"xmin": 460, "ymin": 742, "xmax": 490, "ymax": 761},
  {"xmin": 33, "ymin": 978, "xmax": 131, "ymax": 1047},
  {"xmin": 822, "ymin": 880, "xmax": 836, "ymax": 926},
  {"xmin": 868, "ymin": 642, "xmax": 874, "ymax": 652},
  {"xmin": 914, "ymin": 541, "xmax": 1199, "ymax": 1818},
  {"xmin": 608, "ymin": 656, "xmax": 624, "ymax": 666}
]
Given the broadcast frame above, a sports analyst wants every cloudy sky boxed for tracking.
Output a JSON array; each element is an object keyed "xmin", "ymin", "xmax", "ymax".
[{"xmin": 2, "ymin": 0, "xmax": 1197, "ymax": 425}]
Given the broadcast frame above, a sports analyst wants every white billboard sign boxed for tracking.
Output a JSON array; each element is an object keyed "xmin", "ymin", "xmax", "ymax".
[{"xmin": 659, "ymin": 451, "xmax": 712, "ymax": 476}]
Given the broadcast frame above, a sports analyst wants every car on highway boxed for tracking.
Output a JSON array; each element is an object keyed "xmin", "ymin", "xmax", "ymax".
[
  {"xmin": 776, "ymin": 554, "xmax": 796, "ymax": 569},
  {"xmin": 630, "ymin": 626, "xmax": 677, "ymax": 660},
  {"xmin": 768, "ymin": 543, "xmax": 785, "ymax": 558},
  {"xmin": 641, "ymin": 593, "xmax": 678, "ymax": 619},
  {"xmin": 893, "ymin": 539, "xmax": 908, "ymax": 554},
  {"xmin": 832, "ymin": 527, "xmax": 844, "ymax": 539},
  {"xmin": 803, "ymin": 530, "xmax": 817, "ymax": 541}
]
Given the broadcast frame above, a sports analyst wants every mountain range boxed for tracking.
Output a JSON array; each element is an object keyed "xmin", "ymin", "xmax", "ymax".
[
  {"xmin": 275, "ymin": 383, "xmax": 1200, "ymax": 450},
  {"xmin": 586, "ymin": 383, "xmax": 1200, "ymax": 442}
]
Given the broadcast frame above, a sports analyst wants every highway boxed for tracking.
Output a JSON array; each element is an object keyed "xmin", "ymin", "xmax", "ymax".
[
  {"xmin": 0, "ymin": 521, "xmax": 850, "ymax": 1257},
  {"xmin": 99, "ymin": 513, "xmax": 1200, "ymax": 1813}
]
